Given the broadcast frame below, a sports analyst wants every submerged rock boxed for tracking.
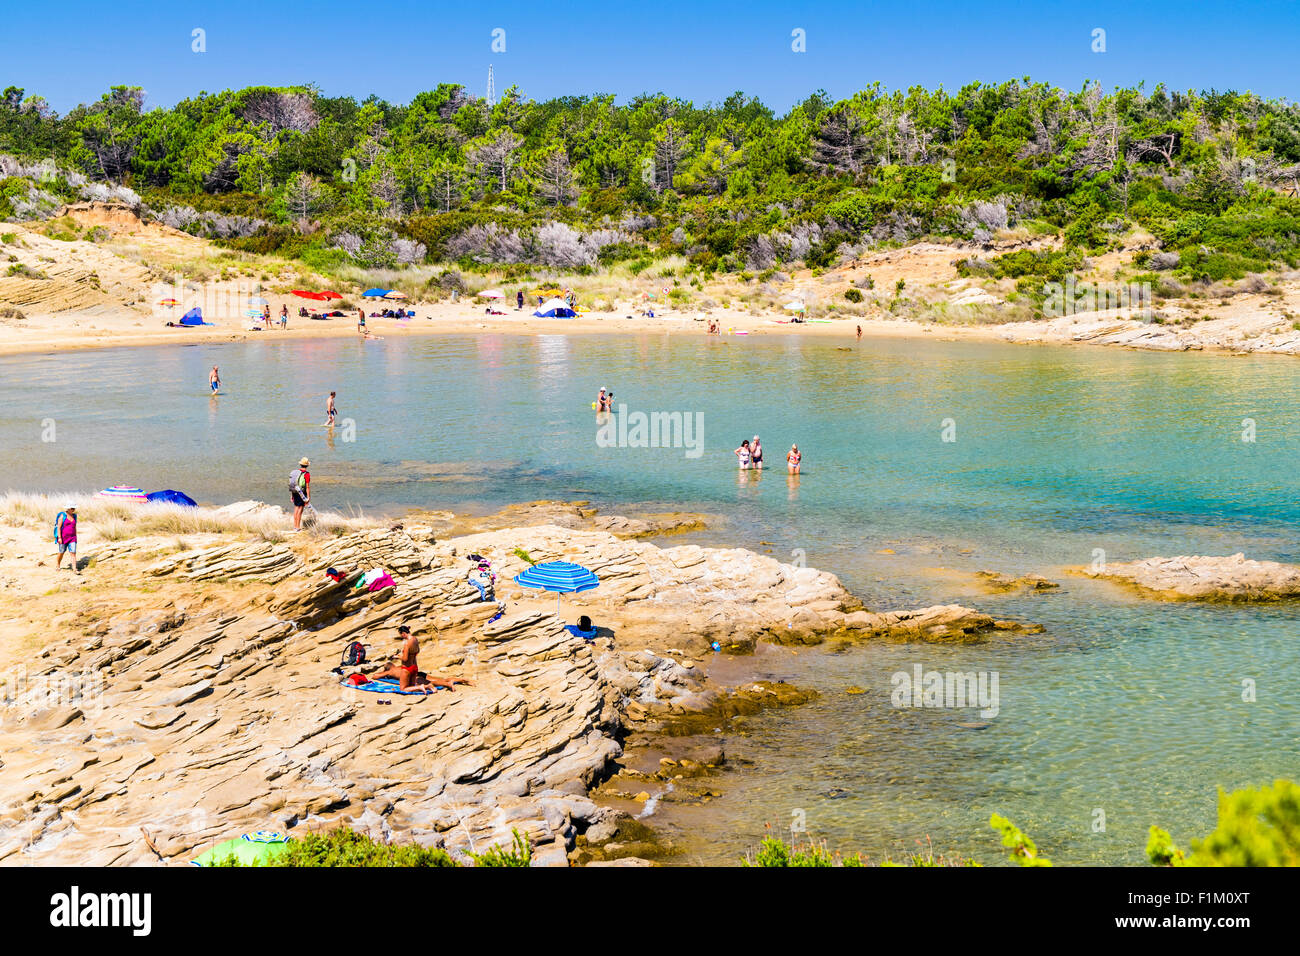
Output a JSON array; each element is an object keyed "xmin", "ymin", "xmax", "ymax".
[{"xmin": 1082, "ymin": 553, "xmax": 1300, "ymax": 602}]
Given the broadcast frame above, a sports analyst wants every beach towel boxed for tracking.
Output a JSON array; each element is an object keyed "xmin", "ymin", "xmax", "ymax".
[
  {"xmin": 564, "ymin": 624, "xmax": 598, "ymax": 641},
  {"xmin": 340, "ymin": 675, "xmax": 442, "ymax": 695}
]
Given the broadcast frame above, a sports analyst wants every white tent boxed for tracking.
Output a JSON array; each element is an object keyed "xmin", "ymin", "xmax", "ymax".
[{"xmin": 533, "ymin": 297, "xmax": 576, "ymax": 318}]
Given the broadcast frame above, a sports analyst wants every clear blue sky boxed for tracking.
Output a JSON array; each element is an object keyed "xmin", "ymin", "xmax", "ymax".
[{"xmin": 5, "ymin": 0, "xmax": 1298, "ymax": 113}]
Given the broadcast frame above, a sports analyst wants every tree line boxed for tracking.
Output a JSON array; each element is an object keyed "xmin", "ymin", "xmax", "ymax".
[{"xmin": 2, "ymin": 79, "xmax": 1298, "ymax": 279}]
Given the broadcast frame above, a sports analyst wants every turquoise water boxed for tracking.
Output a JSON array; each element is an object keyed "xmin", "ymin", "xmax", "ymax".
[{"xmin": 2, "ymin": 333, "xmax": 1298, "ymax": 863}]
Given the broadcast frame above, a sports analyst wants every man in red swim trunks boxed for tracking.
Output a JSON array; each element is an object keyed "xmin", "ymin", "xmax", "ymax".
[{"xmin": 370, "ymin": 625, "xmax": 472, "ymax": 693}]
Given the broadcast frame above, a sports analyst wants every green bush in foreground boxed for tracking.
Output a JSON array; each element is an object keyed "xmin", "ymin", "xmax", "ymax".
[
  {"xmin": 216, "ymin": 827, "xmax": 531, "ymax": 867},
  {"xmin": 1148, "ymin": 780, "xmax": 1300, "ymax": 867}
]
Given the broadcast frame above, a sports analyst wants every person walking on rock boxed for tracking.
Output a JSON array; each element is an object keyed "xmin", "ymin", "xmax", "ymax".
[
  {"xmin": 54, "ymin": 505, "xmax": 79, "ymax": 574},
  {"xmin": 290, "ymin": 457, "xmax": 311, "ymax": 531}
]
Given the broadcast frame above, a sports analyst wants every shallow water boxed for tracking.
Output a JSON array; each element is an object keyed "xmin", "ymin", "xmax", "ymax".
[{"xmin": 2, "ymin": 332, "xmax": 1298, "ymax": 864}]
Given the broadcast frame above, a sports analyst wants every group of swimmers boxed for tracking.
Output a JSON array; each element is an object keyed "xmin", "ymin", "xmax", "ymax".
[{"xmin": 735, "ymin": 436, "xmax": 801, "ymax": 473}]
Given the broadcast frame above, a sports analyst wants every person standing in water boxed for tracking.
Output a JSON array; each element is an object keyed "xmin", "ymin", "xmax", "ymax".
[
  {"xmin": 856, "ymin": 324, "xmax": 862, "ymax": 342},
  {"xmin": 734, "ymin": 439, "xmax": 752, "ymax": 470},
  {"xmin": 325, "ymin": 392, "xmax": 337, "ymax": 427},
  {"xmin": 787, "ymin": 444, "xmax": 802, "ymax": 474},
  {"xmin": 209, "ymin": 366, "xmax": 221, "ymax": 393},
  {"xmin": 751, "ymin": 436, "xmax": 764, "ymax": 470}
]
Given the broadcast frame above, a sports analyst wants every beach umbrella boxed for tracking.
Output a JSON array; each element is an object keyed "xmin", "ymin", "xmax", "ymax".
[
  {"xmin": 146, "ymin": 490, "xmax": 198, "ymax": 507},
  {"xmin": 783, "ymin": 301, "xmax": 806, "ymax": 311},
  {"xmin": 158, "ymin": 298, "xmax": 180, "ymax": 307},
  {"xmin": 96, "ymin": 486, "xmax": 148, "ymax": 502},
  {"xmin": 362, "ymin": 288, "xmax": 391, "ymax": 298},
  {"xmin": 514, "ymin": 560, "xmax": 599, "ymax": 613},
  {"xmin": 247, "ymin": 296, "xmax": 269, "ymax": 306},
  {"xmin": 383, "ymin": 291, "xmax": 407, "ymax": 300},
  {"xmin": 319, "ymin": 290, "xmax": 342, "ymax": 299},
  {"xmin": 479, "ymin": 289, "xmax": 504, "ymax": 299},
  {"xmin": 291, "ymin": 290, "xmax": 328, "ymax": 301},
  {"xmin": 191, "ymin": 831, "xmax": 290, "ymax": 867}
]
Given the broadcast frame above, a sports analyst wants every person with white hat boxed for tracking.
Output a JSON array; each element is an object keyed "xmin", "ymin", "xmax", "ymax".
[
  {"xmin": 751, "ymin": 435, "xmax": 763, "ymax": 470},
  {"xmin": 54, "ymin": 505, "xmax": 79, "ymax": 573},
  {"xmin": 290, "ymin": 457, "xmax": 311, "ymax": 531}
]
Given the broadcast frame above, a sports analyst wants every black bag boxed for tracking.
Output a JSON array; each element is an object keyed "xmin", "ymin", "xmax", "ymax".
[{"xmin": 341, "ymin": 641, "xmax": 367, "ymax": 667}]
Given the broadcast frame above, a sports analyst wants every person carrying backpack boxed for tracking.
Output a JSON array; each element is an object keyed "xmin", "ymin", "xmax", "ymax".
[
  {"xmin": 290, "ymin": 457, "xmax": 311, "ymax": 532},
  {"xmin": 54, "ymin": 505, "xmax": 79, "ymax": 574}
]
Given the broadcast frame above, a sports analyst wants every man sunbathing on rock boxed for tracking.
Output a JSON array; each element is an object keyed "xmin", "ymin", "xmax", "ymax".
[{"xmin": 370, "ymin": 625, "xmax": 473, "ymax": 694}]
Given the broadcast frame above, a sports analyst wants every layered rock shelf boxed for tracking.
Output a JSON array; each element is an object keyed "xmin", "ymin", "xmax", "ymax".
[{"xmin": 0, "ymin": 517, "xmax": 1035, "ymax": 866}]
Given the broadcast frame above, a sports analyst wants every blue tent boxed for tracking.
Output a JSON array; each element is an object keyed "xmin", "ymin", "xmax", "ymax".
[
  {"xmin": 533, "ymin": 298, "xmax": 576, "ymax": 318},
  {"xmin": 146, "ymin": 490, "xmax": 198, "ymax": 507},
  {"xmin": 362, "ymin": 288, "xmax": 392, "ymax": 298},
  {"xmin": 179, "ymin": 308, "xmax": 212, "ymax": 326},
  {"xmin": 514, "ymin": 561, "xmax": 599, "ymax": 612}
]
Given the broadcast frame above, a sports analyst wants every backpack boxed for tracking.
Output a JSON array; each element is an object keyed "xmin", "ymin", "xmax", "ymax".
[
  {"xmin": 289, "ymin": 468, "xmax": 304, "ymax": 495},
  {"xmin": 341, "ymin": 641, "xmax": 367, "ymax": 667}
]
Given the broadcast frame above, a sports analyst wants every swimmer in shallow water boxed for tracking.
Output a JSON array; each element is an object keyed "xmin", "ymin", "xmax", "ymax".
[
  {"xmin": 734, "ymin": 439, "xmax": 752, "ymax": 470},
  {"xmin": 787, "ymin": 444, "xmax": 801, "ymax": 474}
]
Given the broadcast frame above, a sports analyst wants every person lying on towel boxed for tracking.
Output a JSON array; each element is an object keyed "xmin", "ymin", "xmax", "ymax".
[{"xmin": 368, "ymin": 624, "xmax": 473, "ymax": 693}]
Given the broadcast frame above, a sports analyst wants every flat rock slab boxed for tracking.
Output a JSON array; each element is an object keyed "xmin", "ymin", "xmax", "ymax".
[{"xmin": 1084, "ymin": 553, "xmax": 1300, "ymax": 601}]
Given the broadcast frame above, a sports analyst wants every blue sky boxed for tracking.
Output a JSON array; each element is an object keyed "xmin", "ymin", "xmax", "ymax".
[{"xmin": 5, "ymin": 0, "xmax": 1298, "ymax": 113}]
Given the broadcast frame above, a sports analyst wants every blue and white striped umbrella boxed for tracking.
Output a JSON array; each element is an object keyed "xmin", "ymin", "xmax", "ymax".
[
  {"xmin": 514, "ymin": 561, "xmax": 599, "ymax": 612},
  {"xmin": 96, "ymin": 485, "xmax": 148, "ymax": 502}
]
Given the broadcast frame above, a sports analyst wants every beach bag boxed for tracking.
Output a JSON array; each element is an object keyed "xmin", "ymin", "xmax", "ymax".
[{"xmin": 341, "ymin": 642, "xmax": 367, "ymax": 667}]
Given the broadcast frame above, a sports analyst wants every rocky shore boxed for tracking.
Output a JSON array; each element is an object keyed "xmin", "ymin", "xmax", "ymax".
[
  {"xmin": 0, "ymin": 505, "xmax": 1037, "ymax": 866},
  {"xmin": 1081, "ymin": 553, "xmax": 1300, "ymax": 601}
]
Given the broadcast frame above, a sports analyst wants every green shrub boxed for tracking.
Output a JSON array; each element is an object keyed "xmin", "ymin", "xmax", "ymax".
[
  {"xmin": 843, "ymin": 288, "xmax": 863, "ymax": 303},
  {"xmin": 1150, "ymin": 780, "xmax": 1300, "ymax": 867},
  {"xmin": 6, "ymin": 263, "xmax": 46, "ymax": 279},
  {"xmin": 989, "ymin": 813, "xmax": 1052, "ymax": 866},
  {"xmin": 469, "ymin": 830, "xmax": 532, "ymax": 867}
]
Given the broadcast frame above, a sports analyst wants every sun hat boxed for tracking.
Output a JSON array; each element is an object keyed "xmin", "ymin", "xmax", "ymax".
[{"xmin": 299, "ymin": 457, "xmax": 310, "ymax": 467}]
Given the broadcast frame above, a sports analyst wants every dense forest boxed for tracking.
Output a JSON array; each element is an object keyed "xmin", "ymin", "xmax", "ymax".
[{"xmin": 2, "ymin": 79, "xmax": 1299, "ymax": 282}]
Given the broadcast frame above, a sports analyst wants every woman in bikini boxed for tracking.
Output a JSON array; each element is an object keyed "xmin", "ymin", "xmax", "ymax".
[
  {"xmin": 787, "ymin": 444, "xmax": 802, "ymax": 474},
  {"xmin": 734, "ymin": 439, "xmax": 752, "ymax": 470}
]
